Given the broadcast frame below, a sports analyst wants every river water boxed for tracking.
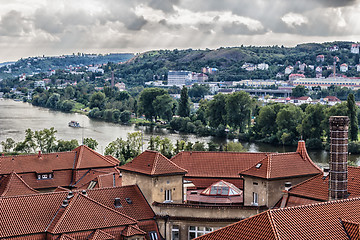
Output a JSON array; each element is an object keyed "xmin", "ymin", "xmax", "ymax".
[{"xmin": 1, "ymin": 99, "xmax": 359, "ymax": 166}]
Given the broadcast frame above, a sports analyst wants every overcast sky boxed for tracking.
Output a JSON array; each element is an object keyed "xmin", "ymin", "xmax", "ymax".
[{"xmin": 1, "ymin": 0, "xmax": 360, "ymax": 62}]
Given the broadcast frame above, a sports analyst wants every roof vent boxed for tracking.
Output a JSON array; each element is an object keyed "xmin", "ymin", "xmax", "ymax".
[
  {"xmin": 61, "ymin": 199, "xmax": 69, "ymax": 208},
  {"xmin": 323, "ymin": 167, "xmax": 330, "ymax": 179},
  {"xmin": 81, "ymin": 190, "xmax": 87, "ymax": 196},
  {"xmin": 67, "ymin": 191, "xmax": 74, "ymax": 199},
  {"xmin": 125, "ymin": 197, "xmax": 132, "ymax": 204},
  {"xmin": 285, "ymin": 182, "xmax": 292, "ymax": 191},
  {"xmin": 114, "ymin": 197, "xmax": 122, "ymax": 208}
]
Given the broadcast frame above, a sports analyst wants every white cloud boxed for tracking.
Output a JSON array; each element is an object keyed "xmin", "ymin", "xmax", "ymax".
[{"xmin": 281, "ymin": 12, "xmax": 308, "ymax": 28}]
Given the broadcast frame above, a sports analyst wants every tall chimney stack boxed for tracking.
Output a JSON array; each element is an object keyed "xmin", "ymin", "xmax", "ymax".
[{"xmin": 329, "ymin": 116, "xmax": 349, "ymax": 200}]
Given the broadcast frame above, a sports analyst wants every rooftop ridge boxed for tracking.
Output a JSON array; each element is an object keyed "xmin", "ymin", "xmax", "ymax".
[
  {"xmin": 288, "ymin": 173, "xmax": 323, "ymax": 191},
  {"xmin": 272, "ymin": 195, "xmax": 360, "ymax": 213},
  {"xmin": 0, "ymin": 189, "xmax": 67, "ymax": 199},
  {"xmin": 267, "ymin": 155, "xmax": 272, "ymax": 179},
  {"xmin": 267, "ymin": 211, "xmax": 280, "ymax": 240},
  {"xmin": 1, "ymin": 171, "xmax": 38, "ymax": 196}
]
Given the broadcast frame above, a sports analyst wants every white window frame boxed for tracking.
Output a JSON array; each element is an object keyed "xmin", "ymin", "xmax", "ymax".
[
  {"xmin": 149, "ymin": 231, "xmax": 158, "ymax": 240},
  {"xmin": 188, "ymin": 226, "xmax": 213, "ymax": 239},
  {"xmin": 165, "ymin": 189, "xmax": 172, "ymax": 202},
  {"xmin": 253, "ymin": 192, "xmax": 258, "ymax": 206},
  {"xmin": 171, "ymin": 225, "xmax": 179, "ymax": 240}
]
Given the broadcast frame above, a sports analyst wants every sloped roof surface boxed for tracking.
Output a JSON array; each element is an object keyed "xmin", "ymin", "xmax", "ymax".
[
  {"xmin": 288, "ymin": 167, "xmax": 360, "ymax": 202},
  {"xmin": 73, "ymin": 145, "xmax": 119, "ymax": 169},
  {"xmin": 171, "ymin": 151, "xmax": 267, "ymax": 178},
  {"xmin": 196, "ymin": 197, "xmax": 360, "ymax": 240},
  {"xmin": 0, "ymin": 146, "xmax": 119, "ymax": 175},
  {"xmin": 341, "ymin": 219, "xmax": 360, "ymax": 240},
  {"xmin": 88, "ymin": 229, "xmax": 115, "ymax": 240},
  {"xmin": 240, "ymin": 152, "xmax": 321, "ymax": 179},
  {"xmin": 119, "ymin": 150, "xmax": 187, "ymax": 176},
  {"xmin": 0, "ymin": 172, "xmax": 38, "ymax": 196},
  {"xmin": 46, "ymin": 193, "xmax": 136, "ymax": 234},
  {"xmin": 122, "ymin": 225, "xmax": 146, "ymax": 237},
  {"xmin": 86, "ymin": 185, "xmax": 155, "ymax": 221},
  {"xmin": 185, "ymin": 178, "xmax": 244, "ymax": 190}
]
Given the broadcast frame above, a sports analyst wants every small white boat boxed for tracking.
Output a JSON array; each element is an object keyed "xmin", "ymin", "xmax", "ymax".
[{"xmin": 68, "ymin": 121, "xmax": 81, "ymax": 128}]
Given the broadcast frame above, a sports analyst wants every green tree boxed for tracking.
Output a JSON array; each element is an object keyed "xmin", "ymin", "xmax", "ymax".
[
  {"xmin": 105, "ymin": 138, "xmax": 127, "ymax": 164},
  {"xmin": 1, "ymin": 138, "xmax": 15, "ymax": 152},
  {"xmin": 347, "ymin": 93, "xmax": 359, "ymax": 141},
  {"xmin": 255, "ymin": 104, "xmax": 278, "ymax": 138},
  {"xmin": 14, "ymin": 128, "xmax": 37, "ymax": 153},
  {"xmin": 83, "ymin": 137, "xmax": 98, "ymax": 150},
  {"xmin": 301, "ymin": 104, "xmax": 326, "ymax": 140},
  {"xmin": 206, "ymin": 94, "xmax": 227, "ymax": 127},
  {"xmin": 138, "ymin": 88, "xmax": 167, "ymax": 120},
  {"xmin": 178, "ymin": 86, "xmax": 190, "ymax": 117},
  {"xmin": 193, "ymin": 141, "xmax": 206, "ymax": 151},
  {"xmin": 224, "ymin": 142, "xmax": 245, "ymax": 152},
  {"xmin": 34, "ymin": 127, "xmax": 58, "ymax": 153},
  {"xmin": 46, "ymin": 93, "xmax": 60, "ymax": 109},
  {"xmin": 292, "ymin": 85, "xmax": 308, "ymax": 97},
  {"xmin": 226, "ymin": 91, "xmax": 252, "ymax": 132},
  {"xmin": 90, "ymin": 92, "xmax": 106, "ymax": 109},
  {"xmin": 56, "ymin": 139, "xmax": 79, "ymax": 152},
  {"xmin": 154, "ymin": 94, "xmax": 176, "ymax": 121},
  {"xmin": 276, "ymin": 105, "xmax": 303, "ymax": 144}
]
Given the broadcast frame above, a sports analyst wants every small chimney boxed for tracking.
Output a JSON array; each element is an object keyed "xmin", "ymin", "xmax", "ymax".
[
  {"xmin": 284, "ymin": 182, "xmax": 292, "ymax": 191},
  {"xmin": 329, "ymin": 116, "xmax": 349, "ymax": 200},
  {"xmin": 38, "ymin": 151, "xmax": 42, "ymax": 159},
  {"xmin": 114, "ymin": 197, "xmax": 122, "ymax": 208},
  {"xmin": 61, "ymin": 199, "xmax": 69, "ymax": 208},
  {"xmin": 296, "ymin": 140, "xmax": 309, "ymax": 160}
]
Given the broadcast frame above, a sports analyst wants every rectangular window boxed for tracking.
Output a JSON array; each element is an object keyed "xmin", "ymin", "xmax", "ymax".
[
  {"xmin": 165, "ymin": 189, "xmax": 172, "ymax": 202},
  {"xmin": 149, "ymin": 231, "xmax": 158, "ymax": 240},
  {"xmin": 188, "ymin": 226, "xmax": 213, "ymax": 239},
  {"xmin": 253, "ymin": 192, "xmax": 258, "ymax": 206},
  {"xmin": 42, "ymin": 174, "xmax": 48, "ymax": 179},
  {"xmin": 171, "ymin": 225, "xmax": 179, "ymax": 240}
]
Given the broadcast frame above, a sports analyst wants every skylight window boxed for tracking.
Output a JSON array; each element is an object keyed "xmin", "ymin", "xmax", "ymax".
[
  {"xmin": 201, "ymin": 180, "xmax": 242, "ymax": 196},
  {"xmin": 255, "ymin": 163, "xmax": 262, "ymax": 169},
  {"xmin": 125, "ymin": 197, "xmax": 132, "ymax": 204}
]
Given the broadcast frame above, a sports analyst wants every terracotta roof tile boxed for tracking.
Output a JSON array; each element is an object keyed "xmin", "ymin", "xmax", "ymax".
[
  {"xmin": 288, "ymin": 167, "xmax": 360, "ymax": 202},
  {"xmin": 122, "ymin": 225, "xmax": 146, "ymax": 237},
  {"xmin": 73, "ymin": 145, "xmax": 120, "ymax": 169},
  {"xmin": 119, "ymin": 150, "xmax": 187, "ymax": 176},
  {"xmin": 89, "ymin": 229, "xmax": 115, "ymax": 240},
  {"xmin": 171, "ymin": 151, "xmax": 267, "ymax": 178},
  {"xmin": 46, "ymin": 193, "xmax": 137, "ymax": 234},
  {"xmin": 197, "ymin": 197, "xmax": 360, "ymax": 240},
  {"xmin": 0, "ymin": 146, "xmax": 119, "ymax": 175},
  {"xmin": 71, "ymin": 168, "xmax": 120, "ymax": 189},
  {"xmin": 59, "ymin": 234, "xmax": 76, "ymax": 240},
  {"xmin": 240, "ymin": 141, "xmax": 322, "ymax": 179},
  {"xmin": 86, "ymin": 185, "xmax": 155, "ymax": 221},
  {"xmin": 0, "ymin": 172, "xmax": 38, "ymax": 196},
  {"xmin": 341, "ymin": 219, "xmax": 360, "ymax": 240}
]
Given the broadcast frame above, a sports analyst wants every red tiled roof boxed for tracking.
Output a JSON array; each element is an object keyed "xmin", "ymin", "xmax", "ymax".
[
  {"xmin": 341, "ymin": 219, "xmax": 360, "ymax": 240},
  {"xmin": 240, "ymin": 141, "xmax": 322, "ymax": 179},
  {"xmin": 286, "ymin": 166, "xmax": 360, "ymax": 202},
  {"xmin": 71, "ymin": 168, "xmax": 121, "ymax": 189},
  {"xmin": 0, "ymin": 186, "xmax": 157, "ymax": 239},
  {"xmin": 73, "ymin": 145, "xmax": 120, "ymax": 169},
  {"xmin": 88, "ymin": 229, "xmax": 115, "ymax": 240},
  {"xmin": 171, "ymin": 151, "xmax": 267, "ymax": 178},
  {"xmin": 119, "ymin": 150, "xmax": 187, "ymax": 176},
  {"xmin": 196, "ymin": 197, "xmax": 360, "ymax": 240},
  {"xmin": 122, "ymin": 225, "xmax": 146, "ymax": 237},
  {"xmin": 59, "ymin": 234, "xmax": 76, "ymax": 240},
  {"xmin": 0, "ymin": 146, "xmax": 119, "ymax": 175},
  {"xmin": 46, "ymin": 193, "xmax": 137, "ymax": 234},
  {"xmin": 86, "ymin": 185, "xmax": 155, "ymax": 221},
  {"xmin": 0, "ymin": 172, "xmax": 38, "ymax": 196}
]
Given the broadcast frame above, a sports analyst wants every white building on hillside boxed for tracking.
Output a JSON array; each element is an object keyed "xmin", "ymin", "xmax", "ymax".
[{"xmin": 168, "ymin": 70, "xmax": 192, "ymax": 86}]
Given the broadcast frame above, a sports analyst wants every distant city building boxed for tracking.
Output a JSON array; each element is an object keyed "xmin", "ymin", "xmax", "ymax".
[
  {"xmin": 316, "ymin": 54, "xmax": 325, "ymax": 62},
  {"xmin": 257, "ymin": 63, "xmax": 269, "ymax": 70},
  {"xmin": 87, "ymin": 66, "xmax": 104, "ymax": 74},
  {"xmin": 357, "ymin": 64, "xmax": 360, "ymax": 72},
  {"xmin": 284, "ymin": 66, "xmax": 294, "ymax": 75},
  {"xmin": 237, "ymin": 80, "xmax": 279, "ymax": 88},
  {"xmin": 329, "ymin": 45, "xmax": 339, "ymax": 51},
  {"xmin": 293, "ymin": 77, "xmax": 360, "ymax": 89},
  {"xmin": 167, "ymin": 70, "xmax": 192, "ymax": 86},
  {"xmin": 351, "ymin": 44, "xmax": 360, "ymax": 54},
  {"xmin": 289, "ymin": 73, "xmax": 305, "ymax": 81},
  {"xmin": 340, "ymin": 63, "xmax": 348, "ymax": 72},
  {"xmin": 299, "ymin": 63, "xmax": 307, "ymax": 72},
  {"xmin": 34, "ymin": 80, "xmax": 45, "ymax": 89},
  {"xmin": 202, "ymin": 67, "xmax": 218, "ymax": 74},
  {"xmin": 115, "ymin": 82, "xmax": 126, "ymax": 91}
]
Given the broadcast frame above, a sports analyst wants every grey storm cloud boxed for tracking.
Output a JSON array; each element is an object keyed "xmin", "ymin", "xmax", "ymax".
[
  {"xmin": 0, "ymin": 10, "xmax": 30, "ymax": 36},
  {"xmin": 148, "ymin": 0, "xmax": 180, "ymax": 13}
]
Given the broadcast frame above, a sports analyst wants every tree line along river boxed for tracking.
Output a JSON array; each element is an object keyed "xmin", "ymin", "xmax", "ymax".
[{"xmin": 1, "ymin": 98, "xmax": 359, "ymax": 166}]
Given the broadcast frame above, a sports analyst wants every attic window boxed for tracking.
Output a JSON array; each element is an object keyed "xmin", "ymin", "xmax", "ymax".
[
  {"xmin": 37, "ymin": 173, "xmax": 53, "ymax": 180},
  {"xmin": 125, "ymin": 197, "xmax": 132, "ymax": 204},
  {"xmin": 255, "ymin": 163, "xmax": 262, "ymax": 169},
  {"xmin": 114, "ymin": 198, "xmax": 122, "ymax": 208},
  {"xmin": 88, "ymin": 181, "xmax": 97, "ymax": 189}
]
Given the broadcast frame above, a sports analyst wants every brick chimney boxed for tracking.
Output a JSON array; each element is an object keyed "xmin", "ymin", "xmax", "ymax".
[
  {"xmin": 38, "ymin": 151, "xmax": 42, "ymax": 160},
  {"xmin": 329, "ymin": 116, "xmax": 349, "ymax": 200},
  {"xmin": 296, "ymin": 140, "xmax": 310, "ymax": 161}
]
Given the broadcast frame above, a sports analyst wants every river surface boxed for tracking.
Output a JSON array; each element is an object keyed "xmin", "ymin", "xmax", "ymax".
[{"xmin": 1, "ymin": 99, "xmax": 359, "ymax": 166}]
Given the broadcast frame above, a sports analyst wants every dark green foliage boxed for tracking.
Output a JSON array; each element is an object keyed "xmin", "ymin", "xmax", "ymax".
[
  {"xmin": 178, "ymin": 86, "xmax": 190, "ymax": 117},
  {"xmin": 138, "ymin": 88, "xmax": 168, "ymax": 120},
  {"xmin": 292, "ymin": 85, "xmax": 308, "ymax": 97},
  {"xmin": 347, "ymin": 93, "xmax": 358, "ymax": 141}
]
